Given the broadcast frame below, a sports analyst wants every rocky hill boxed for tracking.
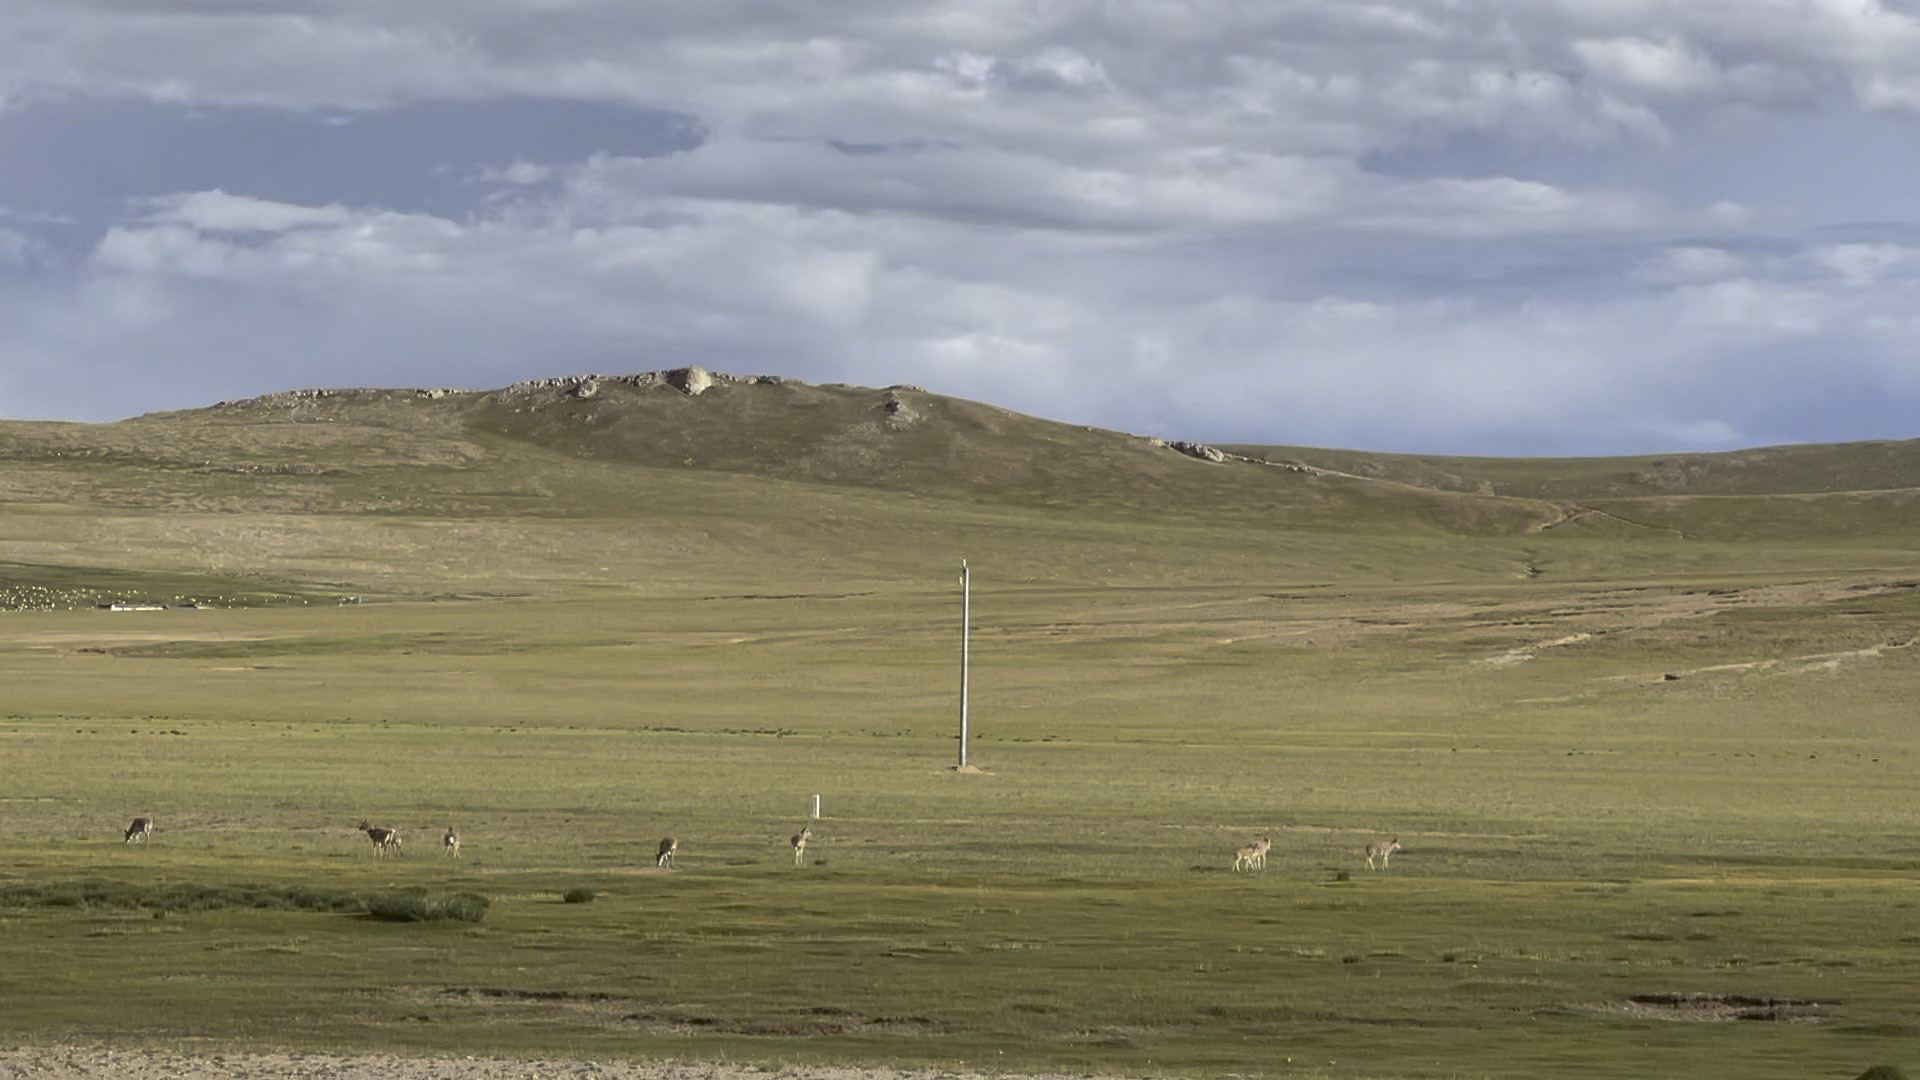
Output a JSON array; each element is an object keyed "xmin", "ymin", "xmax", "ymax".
[
  {"xmin": 139, "ymin": 367, "xmax": 1563, "ymax": 535},
  {"xmin": 3, "ymin": 368, "xmax": 1919, "ymax": 604}
]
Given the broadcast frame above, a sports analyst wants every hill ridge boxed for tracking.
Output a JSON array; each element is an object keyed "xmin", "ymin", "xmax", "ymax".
[
  {"xmin": 131, "ymin": 367, "xmax": 1920, "ymax": 504},
  {"xmin": 5, "ymin": 368, "xmax": 1920, "ymax": 602}
]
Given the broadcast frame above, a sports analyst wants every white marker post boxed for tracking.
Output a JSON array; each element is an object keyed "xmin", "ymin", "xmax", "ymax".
[
  {"xmin": 959, "ymin": 559, "xmax": 971, "ymax": 769},
  {"xmin": 811, "ymin": 794, "xmax": 821, "ymax": 820}
]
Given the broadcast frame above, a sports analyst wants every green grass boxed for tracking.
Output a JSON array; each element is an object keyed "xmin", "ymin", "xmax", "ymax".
[
  {"xmin": 3, "ymin": 380, "xmax": 1920, "ymax": 1076},
  {"xmin": 3, "ymin": 580, "xmax": 1919, "ymax": 1078},
  {"xmin": 1228, "ymin": 438, "xmax": 1920, "ymax": 500}
]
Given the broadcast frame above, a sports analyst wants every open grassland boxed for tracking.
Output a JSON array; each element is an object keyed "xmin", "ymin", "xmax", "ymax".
[
  {"xmin": 4, "ymin": 577, "xmax": 1920, "ymax": 1079},
  {"xmin": 5, "ymin": 382, "xmax": 1920, "ymax": 1077}
]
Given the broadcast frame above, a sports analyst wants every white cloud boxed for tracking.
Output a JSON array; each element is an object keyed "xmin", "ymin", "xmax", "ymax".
[
  {"xmin": 1574, "ymin": 35, "xmax": 1728, "ymax": 96},
  {"xmin": 1361, "ymin": 176, "xmax": 1677, "ymax": 236},
  {"xmin": 1808, "ymin": 242, "xmax": 1920, "ymax": 284},
  {"xmin": 1634, "ymin": 245, "xmax": 1749, "ymax": 284},
  {"xmin": 145, "ymin": 190, "xmax": 355, "ymax": 232},
  {"xmin": 96, "ymin": 200, "xmax": 462, "ymax": 280},
  {"xmin": 482, "ymin": 161, "xmax": 554, "ymax": 186},
  {"xmin": 1671, "ymin": 278, "xmax": 1828, "ymax": 334}
]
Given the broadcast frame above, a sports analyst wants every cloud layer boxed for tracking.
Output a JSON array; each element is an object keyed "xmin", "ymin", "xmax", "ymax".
[{"xmin": 4, "ymin": 0, "xmax": 1920, "ymax": 453}]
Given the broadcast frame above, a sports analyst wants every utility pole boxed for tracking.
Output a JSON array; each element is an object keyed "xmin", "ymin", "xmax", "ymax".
[{"xmin": 958, "ymin": 559, "xmax": 970, "ymax": 769}]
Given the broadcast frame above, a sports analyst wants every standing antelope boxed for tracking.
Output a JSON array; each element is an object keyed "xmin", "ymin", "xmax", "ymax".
[
  {"xmin": 359, "ymin": 820, "xmax": 401, "ymax": 858},
  {"xmin": 1365, "ymin": 838, "xmax": 1400, "ymax": 870},
  {"xmin": 1232, "ymin": 835, "xmax": 1271, "ymax": 872},
  {"xmin": 124, "ymin": 816, "xmax": 153, "ymax": 844},
  {"xmin": 656, "ymin": 836, "xmax": 677, "ymax": 868},
  {"xmin": 443, "ymin": 826, "xmax": 461, "ymax": 857},
  {"xmin": 790, "ymin": 826, "xmax": 812, "ymax": 866}
]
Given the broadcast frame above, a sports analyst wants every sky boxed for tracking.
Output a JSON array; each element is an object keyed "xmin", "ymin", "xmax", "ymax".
[{"xmin": 4, "ymin": 2, "xmax": 1920, "ymax": 455}]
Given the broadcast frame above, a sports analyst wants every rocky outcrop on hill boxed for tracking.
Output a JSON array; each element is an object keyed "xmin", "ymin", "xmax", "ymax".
[
  {"xmin": 664, "ymin": 366, "xmax": 713, "ymax": 395},
  {"xmin": 492, "ymin": 368, "xmax": 794, "ymax": 403},
  {"xmin": 879, "ymin": 387, "xmax": 922, "ymax": 428},
  {"xmin": 217, "ymin": 374, "xmax": 1263, "ymax": 478},
  {"xmin": 1169, "ymin": 440, "xmax": 1226, "ymax": 463},
  {"xmin": 1141, "ymin": 436, "xmax": 1228, "ymax": 463}
]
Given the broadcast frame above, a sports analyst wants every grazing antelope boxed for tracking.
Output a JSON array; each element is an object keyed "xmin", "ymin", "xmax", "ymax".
[
  {"xmin": 124, "ymin": 816, "xmax": 153, "ymax": 844},
  {"xmin": 1365, "ymin": 838, "xmax": 1400, "ymax": 870},
  {"xmin": 656, "ymin": 836, "xmax": 677, "ymax": 868},
  {"xmin": 359, "ymin": 820, "xmax": 401, "ymax": 858},
  {"xmin": 790, "ymin": 825, "xmax": 812, "ymax": 866},
  {"xmin": 1250, "ymin": 835, "xmax": 1271, "ymax": 869},
  {"xmin": 443, "ymin": 826, "xmax": 461, "ymax": 857}
]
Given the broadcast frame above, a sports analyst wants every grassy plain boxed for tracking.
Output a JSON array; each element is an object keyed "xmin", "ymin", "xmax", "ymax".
[
  {"xmin": 5, "ymin": 581, "xmax": 1920, "ymax": 1079},
  {"xmin": 2, "ymin": 381, "xmax": 1920, "ymax": 1078}
]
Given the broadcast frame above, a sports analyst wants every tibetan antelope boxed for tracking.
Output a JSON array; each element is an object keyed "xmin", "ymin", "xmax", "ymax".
[
  {"xmin": 790, "ymin": 826, "xmax": 812, "ymax": 866},
  {"xmin": 656, "ymin": 836, "xmax": 677, "ymax": 868},
  {"xmin": 1232, "ymin": 835, "xmax": 1271, "ymax": 872},
  {"xmin": 443, "ymin": 826, "xmax": 461, "ymax": 857},
  {"xmin": 359, "ymin": 820, "xmax": 401, "ymax": 858},
  {"xmin": 1365, "ymin": 838, "xmax": 1400, "ymax": 870},
  {"xmin": 124, "ymin": 816, "xmax": 153, "ymax": 844}
]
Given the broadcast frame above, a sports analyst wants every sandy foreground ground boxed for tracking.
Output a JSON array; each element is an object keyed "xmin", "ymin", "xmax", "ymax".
[{"xmin": 0, "ymin": 1049, "xmax": 1118, "ymax": 1080}]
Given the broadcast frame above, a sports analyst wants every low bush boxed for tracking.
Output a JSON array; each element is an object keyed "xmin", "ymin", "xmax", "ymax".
[
  {"xmin": 366, "ymin": 892, "xmax": 432, "ymax": 922},
  {"xmin": 368, "ymin": 891, "xmax": 491, "ymax": 923},
  {"xmin": 435, "ymin": 893, "xmax": 491, "ymax": 922},
  {"xmin": 0, "ymin": 880, "xmax": 483, "ymax": 921}
]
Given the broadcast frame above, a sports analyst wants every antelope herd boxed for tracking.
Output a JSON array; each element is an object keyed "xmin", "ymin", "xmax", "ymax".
[
  {"xmin": 114, "ymin": 814, "xmax": 1406, "ymax": 876},
  {"xmin": 109, "ymin": 818, "xmax": 813, "ymax": 870}
]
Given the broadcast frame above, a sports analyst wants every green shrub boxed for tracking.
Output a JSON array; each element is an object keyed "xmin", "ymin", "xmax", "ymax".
[
  {"xmin": 434, "ymin": 893, "xmax": 491, "ymax": 922},
  {"xmin": 562, "ymin": 887, "xmax": 596, "ymax": 904},
  {"xmin": 366, "ymin": 890, "xmax": 490, "ymax": 923},
  {"xmin": 0, "ymin": 879, "xmax": 372, "ymax": 915},
  {"xmin": 367, "ymin": 892, "xmax": 431, "ymax": 922}
]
